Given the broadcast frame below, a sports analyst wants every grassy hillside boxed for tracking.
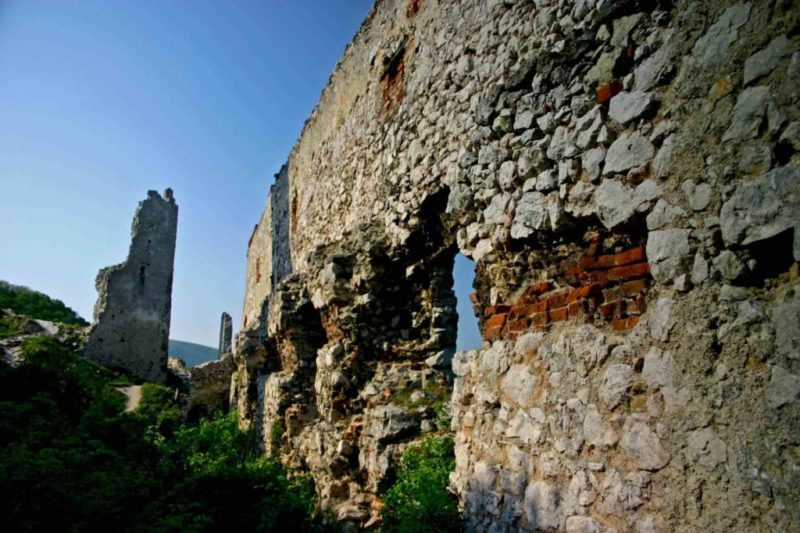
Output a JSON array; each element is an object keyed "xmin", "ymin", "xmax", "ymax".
[
  {"xmin": 0, "ymin": 280, "xmax": 88, "ymax": 326},
  {"xmin": 169, "ymin": 339, "xmax": 219, "ymax": 367}
]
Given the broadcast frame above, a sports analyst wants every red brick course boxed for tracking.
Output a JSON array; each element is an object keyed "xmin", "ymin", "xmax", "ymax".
[{"xmin": 480, "ymin": 245, "xmax": 651, "ymax": 340}]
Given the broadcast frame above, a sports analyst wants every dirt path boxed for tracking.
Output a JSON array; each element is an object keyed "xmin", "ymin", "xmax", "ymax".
[{"xmin": 117, "ymin": 385, "xmax": 143, "ymax": 412}]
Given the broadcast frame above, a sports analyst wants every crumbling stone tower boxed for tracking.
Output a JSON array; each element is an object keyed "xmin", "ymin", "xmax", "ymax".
[
  {"xmin": 85, "ymin": 189, "xmax": 178, "ymax": 384},
  {"xmin": 219, "ymin": 311, "xmax": 233, "ymax": 357}
]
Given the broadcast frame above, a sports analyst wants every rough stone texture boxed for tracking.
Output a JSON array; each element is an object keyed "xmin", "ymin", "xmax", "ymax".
[
  {"xmin": 235, "ymin": 1, "xmax": 800, "ymax": 530},
  {"xmin": 85, "ymin": 190, "xmax": 177, "ymax": 384}
]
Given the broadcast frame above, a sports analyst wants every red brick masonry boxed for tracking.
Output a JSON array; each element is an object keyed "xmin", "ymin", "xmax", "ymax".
[{"xmin": 481, "ymin": 245, "xmax": 650, "ymax": 341}]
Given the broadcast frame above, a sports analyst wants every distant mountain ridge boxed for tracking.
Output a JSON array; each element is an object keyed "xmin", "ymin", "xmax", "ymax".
[{"xmin": 169, "ymin": 339, "xmax": 218, "ymax": 367}]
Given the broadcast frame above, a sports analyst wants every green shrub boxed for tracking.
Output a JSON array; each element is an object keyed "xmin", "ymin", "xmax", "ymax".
[
  {"xmin": 0, "ymin": 336, "xmax": 316, "ymax": 532},
  {"xmin": 0, "ymin": 280, "xmax": 88, "ymax": 326},
  {"xmin": 381, "ymin": 436, "xmax": 462, "ymax": 533}
]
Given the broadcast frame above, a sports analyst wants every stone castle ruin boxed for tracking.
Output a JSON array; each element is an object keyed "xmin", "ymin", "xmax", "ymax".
[
  {"xmin": 85, "ymin": 189, "xmax": 178, "ymax": 384},
  {"xmin": 232, "ymin": 0, "xmax": 800, "ymax": 530}
]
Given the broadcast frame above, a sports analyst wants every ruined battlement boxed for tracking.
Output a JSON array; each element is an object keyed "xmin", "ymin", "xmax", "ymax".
[
  {"xmin": 238, "ymin": 1, "xmax": 799, "ymax": 529},
  {"xmin": 85, "ymin": 189, "xmax": 178, "ymax": 384}
]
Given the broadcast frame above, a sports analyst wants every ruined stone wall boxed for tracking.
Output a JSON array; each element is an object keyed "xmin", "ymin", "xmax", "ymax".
[
  {"xmin": 85, "ymin": 189, "xmax": 178, "ymax": 384},
  {"xmin": 240, "ymin": 0, "xmax": 800, "ymax": 530}
]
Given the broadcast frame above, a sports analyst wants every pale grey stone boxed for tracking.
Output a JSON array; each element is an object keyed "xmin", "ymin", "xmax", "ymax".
[
  {"xmin": 766, "ymin": 366, "xmax": 800, "ymax": 408},
  {"xmin": 739, "ymin": 144, "xmax": 773, "ymax": 175},
  {"xmin": 674, "ymin": 274, "xmax": 690, "ymax": 292},
  {"xmin": 633, "ymin": 179, "xmax": 662, "ymax": 208},
  {"xmin": 648, "ymin": 297, "xmax": 676, "ymax": 342},
  {"xmin": 604, "ymin": 132, "xmax": 655, "ymax": 174},
  {"xmin": 459, "ymin": 150, "xmax": 477, "ymax": 168},
  {"xmin": 565, "ymin": 181, "xmax": 597, "ymax": 218},
  {"xmin": 585, "ymin": 49, "xmax": 621, "ymax": 84},
  {"xmin": 691, "ymin": 253, "xmax": 710, "ymax": 284},
  {"xmin": 770, "ymin": 285, "xmax": 800, "ymax": 360},
  {"xmin": 502, "ymin": 365, "xmax": 537, "ymax": 408},
  {"xmin": 446, "ymin": 182, "xmax": 473, "ymax": 216},
  {"xmin": 558, "ymin": 160, "xmax": 576, "ymax": 186},
  {"xmin": 611, "ymin": 14, "xmax": 642, "ymax": 48},
  {"xmin": 566, "ymin": 516, "xmax": 603, "ymax": 533},
  {"xmin": 582, "ymin": 147, "xmax": 606, "ymax": 181},
  {"xmin": 511, "ymin": 191, "xmax": 549, "ymax": 238},
  {"xmin": 484, "ymin": 192, "xmax": 511, "ymax": 224},
  {"xmin": 514, "ymin": 109, "xmax": 536, "ymax": 131},
  {"xmin": 599, "ymin": 364, "xmax": 633, "ymax": 409},
  {"xmin": 548, "ymin": 125, "xmax": 578, "ymax": 160},
  {"xmin": 652, "ymin": 133, "xmax": 677, "ymax": 179},
  {"xmin": 681, "ymin": 180, "xmax": 712, "ymax": 211},
  {"xmin": 481, "ymin": 341, "xmax": 510, "ymax": 375},
  {"xmin": 506, "ymin": 410, "xmax": 542, "ymax": 445},
  {"xmin": 690, "ymin": 2, "xmax": 752, "ymax": 68},
  {"xmin": 766, "ymin": 96, "xmax": 787, "ymax": 135},
  {"xmin": 609, "ymin": 91, "xmax": 654, "ymax": 125},
  {"xmin": 646, "ymin": 229, "xmax": 691, "ymax": 281},
  {"xmin": 498, "ymin": 161, "xmax": 517, "ymax": 191},
  {"xmin": 593, "ymin": 179, "xmax": 635, "ymax": 229},
  {"xmin": 685, "ymin": 427, "xmax": 728, "ymax": 469},
  {"xmin": 452, "ymin": 350, "xmax": 477, "ymax": 376},
  {"xmin": 546, "ymin": 192, "xmax": 568, "ymax": 232},
  {"xmin": 479, "ymin": 144, "xmax": 507, "ymax": 165},
  {"xmin": 621, "ymin": 415, "xmax": 670, "ymax": 470},
  {"xmin": 635, "ymin": 42, "xmax": 673, "ymax": 91},
  {"xmin": 536, "ymin": 168, "xmax": 558, "ymax": 192},
  {"xmin": 646, "ymin": 199, "xmax": 687, "ymax": 230},
  {"xmin": 576, "ymin": 106, "xmax": 603, "ymax": 148},
  {"xmin": 719, "ymin": 164, "xmax": 799, "ymax": 258},
  {"xmin": 723, "ymin": 86, "xmax": 770, "ymax": 142},
  {"xmin": 713, "ymin": 250, "xmax": 745, "ymax": 281},
  {"xmin": 537, "ymin": 111, "xmax": 555, "ymax": 133},
  {"xmin": 524, "ymin": 481, "xmax": 562, "ymax": 530},
  {"xmin": 365, "ymin": 404, "xmax": 418, "ymax": 444},
  {"xmin": 583, "ymin": 404, "xmax": 618, "ymax": 449},
  {"xmin": 642, "ymin": 347, "xmax": 677, "ymax": 389},
  {"xmin": 425, "ymin": 348, "xmax": 454, "ymax": 369},
  {"xmin": 743, "ymin": 35, "xmax": 792, "ymax": 85}
]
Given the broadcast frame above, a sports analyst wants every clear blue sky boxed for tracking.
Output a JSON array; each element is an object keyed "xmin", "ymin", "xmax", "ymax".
[{"xmin": 0, "ymin": 0, "xmax": 481, "ymax": 351}]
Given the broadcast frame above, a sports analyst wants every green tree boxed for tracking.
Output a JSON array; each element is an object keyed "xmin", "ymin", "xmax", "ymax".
[{"xmin": 381, "ymin": 436, "xmax": 462, "ymax": 533}]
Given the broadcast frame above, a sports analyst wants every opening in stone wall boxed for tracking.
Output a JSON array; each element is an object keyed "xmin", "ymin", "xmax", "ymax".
[{"xmin": 453, "ymin": 253, "xmax": 481, "ymax": 351}]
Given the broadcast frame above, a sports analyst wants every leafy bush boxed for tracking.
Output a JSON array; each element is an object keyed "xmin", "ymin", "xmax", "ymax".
[
  {"xmin": 0, "ymin": 280, "xmax": 88, "ymax": 326},
  {"xmin": 0, "ymin": 336, "xmax": 315, "ymax": 532},
  {"xmin": 381, "ymin": 436, "xmax": 461, "ymax": 532}
]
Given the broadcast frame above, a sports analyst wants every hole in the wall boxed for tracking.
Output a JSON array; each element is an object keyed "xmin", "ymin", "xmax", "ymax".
[
  {"xmin": 255, "ymin": 258, "xmax": 261, "ymax": 284},
  {"xmin": 406, "ymin": 0, "xmax": 423, "ymax": 18},
  {"xmin": 380, "ymin": 47, "xmax": 405, "ymax": 116},
  {"xmin": 744, "ymin": 228, "xmax": 796, "ymax": 283},
  {"xmin": 453, "ymin": 253, "xmax": 481, "ymax": 351}
]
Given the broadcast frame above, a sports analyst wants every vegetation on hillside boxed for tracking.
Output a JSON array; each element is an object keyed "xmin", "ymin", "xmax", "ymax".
[
  {"xmin": 0, "ymin": 281, "xmax": 88, "ymax": 326},
  {"xmin": 381, "ymin": 435, "xmax": 461, "ymax": 532},
  {"xmin": 0, "ymin": 335, "xmax": 315, "ymax": 532}
]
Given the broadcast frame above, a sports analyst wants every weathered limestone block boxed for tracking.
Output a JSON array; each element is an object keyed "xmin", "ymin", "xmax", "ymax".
[{"xmin": 85, "ymin": 189, "xmax": 178, "ymax": 384}]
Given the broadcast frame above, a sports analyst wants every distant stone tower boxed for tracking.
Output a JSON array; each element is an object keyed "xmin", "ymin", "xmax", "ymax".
[
  {"xmin": 218, "ymin": 311, "xmax": 232, "ymax": 358},
  {"xmin": 85, "ymin": 189, "xmax": 178, "ymax": 383}
]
